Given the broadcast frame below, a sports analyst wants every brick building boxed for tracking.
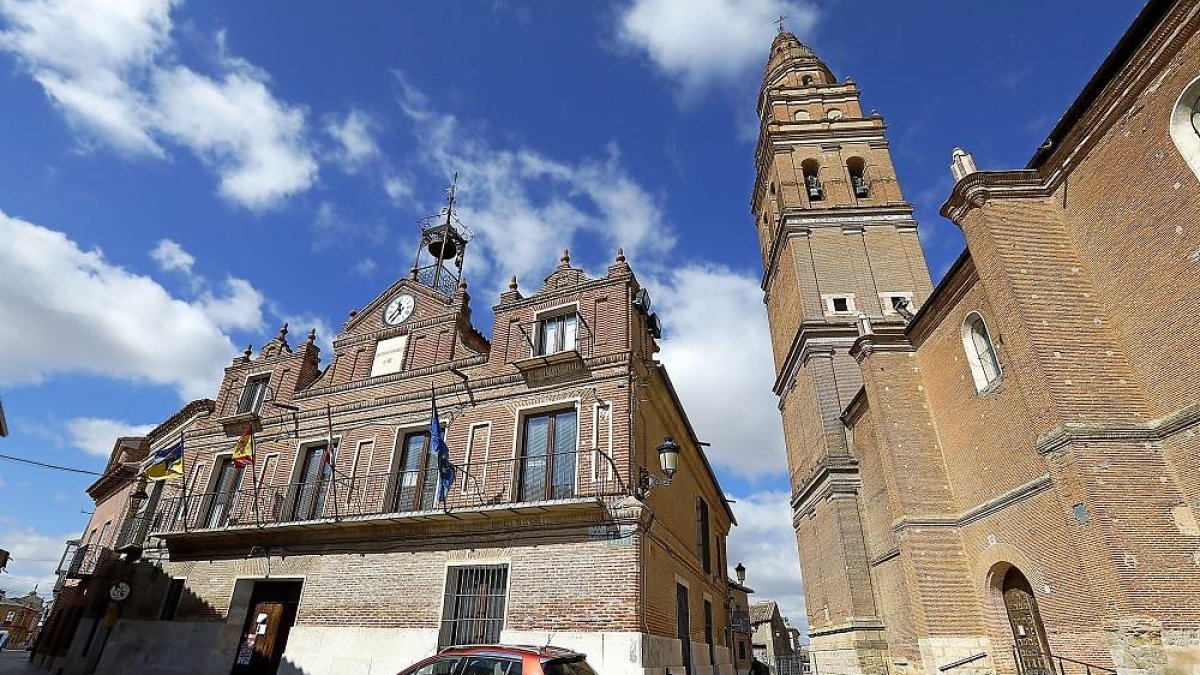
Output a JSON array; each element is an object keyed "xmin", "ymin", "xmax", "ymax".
[
  {"xmin": 0, "ymin": 589, "xmax": 45, "ymax": 650},
  {"xmin": 751, "ymin": 2, "xmax": 1200, "ymax": 675},
  {"xmin": 37, "ymin": 198, "xmax": 737, "ymax": 675}
]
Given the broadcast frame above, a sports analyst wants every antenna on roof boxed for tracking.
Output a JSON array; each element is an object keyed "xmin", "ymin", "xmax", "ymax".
[{"xmin": 543, "ymin": 632, "xmax": 557, "ymax": 649}]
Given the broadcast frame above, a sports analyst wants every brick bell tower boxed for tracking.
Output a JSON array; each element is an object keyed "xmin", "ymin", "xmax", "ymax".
[{"xmin": 751, "ymin": 28, "xmax": 933, "ymax": 674}]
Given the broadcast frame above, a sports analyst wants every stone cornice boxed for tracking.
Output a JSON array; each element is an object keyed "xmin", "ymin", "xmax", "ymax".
[
  {"xmin": 772, "ymin": 321, "xmax": 859, "ymax": 395},
  {"xmin": 939, "ymin": 169, "xmax": 1049, "ymax": 224},
  {"xmin": 807, "ymin": 618, "xmax": 886, "ymax": 638},
  {"xmin": 891, "ymin": 473, "xmax": 1053, "ymax": 534},
  {"xmin": 791, "ymin": 455, "xmax": 861, "ymax": 517},
  {"xmin": 848, "ymin": 328, "xmax": 914, "ymax": 364},
  {"xmin": 1035, "ymin": 401, "xmax": 1200, "ymax": 455}
]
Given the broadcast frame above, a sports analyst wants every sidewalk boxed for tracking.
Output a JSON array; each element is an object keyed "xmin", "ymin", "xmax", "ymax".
[{"xmin": 0, "ymin": 651, "xmax": 37, "ymax": 674}]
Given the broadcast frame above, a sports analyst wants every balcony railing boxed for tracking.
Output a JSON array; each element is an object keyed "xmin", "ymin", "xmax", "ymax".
[
  {"xmin": 62, "ymin": 544, "xmax": 111, "ymax": 578},
  {"xmin": 140, "ymin": 449, "xmax": 627, "ymax": 536}
]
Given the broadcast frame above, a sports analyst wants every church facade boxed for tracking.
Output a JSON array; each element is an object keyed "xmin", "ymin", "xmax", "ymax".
[
  {"xmin": 38, "ymin": 200, "xmax": 736, "ymax": 675},
  {"xmin": 752, "ymin": 2, "xmax": 1200, "ymax": 675}
]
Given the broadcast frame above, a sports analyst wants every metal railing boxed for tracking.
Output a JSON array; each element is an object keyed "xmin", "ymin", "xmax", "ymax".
[
  {"xmin": 1012, "ymin": 648, "xmax": 1116, "ymax": 675},
  {"xmin": 63, "ymin": 544, "xmax": 111, "ymax": 577},
  {"xmin": 136, "ymin": 449, "xmax": 626, "ymax": 536}
]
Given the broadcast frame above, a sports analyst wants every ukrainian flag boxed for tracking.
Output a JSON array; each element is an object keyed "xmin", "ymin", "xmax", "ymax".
[{"xmin": 145, "ymin": 440, "xmax": 184, "ymax": 481}]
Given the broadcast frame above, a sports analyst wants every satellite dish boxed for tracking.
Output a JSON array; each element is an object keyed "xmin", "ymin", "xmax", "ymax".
[
  {"xmin": 633, "ymin": 288, "xmax": 652, "ymax": 314},
  {"xmin": 648, "ymin": 313, "xmax": 663, "ymax": 339}
]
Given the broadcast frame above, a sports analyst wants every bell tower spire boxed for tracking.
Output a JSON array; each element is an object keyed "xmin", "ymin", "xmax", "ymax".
[
  {"xmin": 750, "ymin": 28, "xmax": 934, "ymax": 675},
  {"xmin": 411, "ymin": 173, "xmax": 472, "ymax": 296}
]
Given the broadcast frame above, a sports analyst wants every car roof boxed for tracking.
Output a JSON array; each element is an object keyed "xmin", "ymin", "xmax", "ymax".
[{"xmin": 438, "ymin": 644, "xmax": 585, "ymax": 661}]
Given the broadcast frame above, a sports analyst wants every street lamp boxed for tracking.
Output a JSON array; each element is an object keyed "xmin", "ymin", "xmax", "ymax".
[
  {"xmin": 656, "ymin": 435, "xmax": 680, "ymax": 480},
  {"xmin": 636, "ymin": 435, "xmax": 682, "ymax": 500},
  {"xmin": 129, "ymin": 476, "xmax": 149, "ymax": 504},
  {"xmin": 736, "ymin": 562, "xmax": 747, "ymax": 584}
]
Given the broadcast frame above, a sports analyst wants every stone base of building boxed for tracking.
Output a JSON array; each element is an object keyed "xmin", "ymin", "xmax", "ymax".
[
  {"xmin": 1111, "ymin": 618, "xmax": 1200, "ymax": 675},
  {"xmin": 808, "ymin": 624, "xmax": 891, "ymax": 675},
  {"xmin": 63, "ymin": 619, "xmax": 731, "ymax": 675}
]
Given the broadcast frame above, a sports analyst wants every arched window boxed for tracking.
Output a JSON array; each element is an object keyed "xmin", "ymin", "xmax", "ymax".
[
  {"xmin": 1171, "ymin": 76, "xmax": 1200, "ymax": 181},
  {"xmin": 962, "ymin": 312, "xmax": 1001, "ymax": 391},
  {"xmin": 801, "ymin": 159, "xmax": 823, "ymax": 202},
  {"xmin": 794, "ymin": 110, "xmax": 811, "ymax": 121},
  {"xmin": 847, "ymin": 157, "xmax": 868, "ymax": 197}
]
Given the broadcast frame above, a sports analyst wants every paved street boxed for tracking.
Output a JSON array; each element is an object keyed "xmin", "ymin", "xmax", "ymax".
[{"xmin": 0, "ymin": 652, "xmax": 37, "ymax": 674}]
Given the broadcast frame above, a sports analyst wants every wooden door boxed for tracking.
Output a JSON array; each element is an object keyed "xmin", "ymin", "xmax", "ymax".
[
  {"xmin": 1003, "ymin": 568, "xmax": 1052, "ymax": 675},
  {"xmin": 233, "ymin": 602, "xmax": 283, "ymax": 674}
]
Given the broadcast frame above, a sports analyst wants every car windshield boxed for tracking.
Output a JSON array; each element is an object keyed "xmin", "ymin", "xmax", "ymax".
[
  {"xmin": 543, "ymin": 657, "xmax": 598, "ymax": 675},
  {"xmin": 403, "ymin": 657, "xmax": 463, "ymax": 675}
]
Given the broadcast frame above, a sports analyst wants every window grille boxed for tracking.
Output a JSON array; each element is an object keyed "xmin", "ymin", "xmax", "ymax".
[{"xmin": 439, "ymin": 564, "xmax": 509, "ymax": 647}]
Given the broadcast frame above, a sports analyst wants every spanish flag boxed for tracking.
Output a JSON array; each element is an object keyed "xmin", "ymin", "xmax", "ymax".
[
  {"xmin": 145, "ymin": 440, "xmax": 184, "ymax": 481},
  {"xmin": 232, "ymin": 426, "xmax": 254, "ymax": 467}
]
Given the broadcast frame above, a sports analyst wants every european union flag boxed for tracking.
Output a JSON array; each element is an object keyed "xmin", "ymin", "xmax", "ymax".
[{"xmin": 431, "ymin": 396, "xmax": 455, "ymax": 503}]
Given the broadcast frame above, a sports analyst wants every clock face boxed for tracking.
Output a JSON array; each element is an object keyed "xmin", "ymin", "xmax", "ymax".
[
  {"xmin": 109, "ymin": 581, "xmax": 131, "ymax": 602},
  {"xmin": 383, "ymin": 294, "xmax": 415, "ymax": 326}
]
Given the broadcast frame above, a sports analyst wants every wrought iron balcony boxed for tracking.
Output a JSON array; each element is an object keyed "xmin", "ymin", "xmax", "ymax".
[
  {"xmin": 141, "ymin": 449, "xmax": 627, "ymax": 537},
  {"xmin": 61, "ymin": 544, "xmax": 112, "ymax": 578}
]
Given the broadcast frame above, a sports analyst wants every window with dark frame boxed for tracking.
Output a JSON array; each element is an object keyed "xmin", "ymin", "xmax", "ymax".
[
  {"xmin": 535, "ymin": 311, "xmax": 578, "ymax": 356},
  {"xmin": 704, "ymin": 599, "xmax": 715, "ymax": 664},
  {"xmin": 518, "ymin": 409, "xmax": 578, "ymax": 502},
  {"xmin": 160, "ymin": 578, "xmax": 185, "ymax": 620},
  {"xmin": 832, "ymin": 297, "xmax": 849, "ymax": 312},
  {"xmin": 204, "ymin": 456, "xmax": 245, "ymax": 528},
  {"xmin": 438, "ymin": 564, "xmax": 509, "ymax": 647},
  {"xmin": 696, "ymin": 498, "xmax": 711, "ymax": 573},
  {"xmin": 393, "ymin": 431, "xmax": 439, "ymax": 513},
  {"xmin": 237, "ymin": 374, "xmax": 271, "ymax": 414},
  {"xmin": 290, "ymin": 444, "xmax": 332, "ymax": 521}
]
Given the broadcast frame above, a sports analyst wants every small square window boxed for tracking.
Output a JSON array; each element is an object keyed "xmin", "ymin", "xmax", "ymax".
[{"xmin": 832, "ymin": 297, "xmax": 849, "ymax": 312}]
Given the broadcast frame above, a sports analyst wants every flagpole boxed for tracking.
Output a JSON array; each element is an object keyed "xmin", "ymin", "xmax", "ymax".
[
  {"xmin": 326, "ymin": 403, "xmax": 340, "ymax": 522},
  {"xmin": 251, "ymin": 428, "xmax": 262, "ymax": 527},
  {"xmin": 180, "ymin": 430, "xmax": 189, "ymax": 533}
]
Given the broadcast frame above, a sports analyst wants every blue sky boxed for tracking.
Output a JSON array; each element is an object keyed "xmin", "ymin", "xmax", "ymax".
[{"xmin": 0, "ymin": 0, "xmax": 1142, "ymax": 626}]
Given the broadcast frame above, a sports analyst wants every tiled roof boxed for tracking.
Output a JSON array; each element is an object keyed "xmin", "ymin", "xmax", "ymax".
[{"xmin": 749, "ymin": 600, "xmax": 777, "ymax": 625}]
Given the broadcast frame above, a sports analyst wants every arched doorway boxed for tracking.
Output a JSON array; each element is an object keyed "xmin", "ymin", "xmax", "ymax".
[{"xmin": 1002, "ymin": 567, "xmax": 1052, "ymax": 675}]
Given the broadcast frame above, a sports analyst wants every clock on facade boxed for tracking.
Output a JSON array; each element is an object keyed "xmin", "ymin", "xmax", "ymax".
[
  {"xmin": 383, "ymin": 294, "xmax": 415, "ymax": 326},
  {"xmin": 109, "ymin": 581, "xmax": 131, "ymax": 602}
]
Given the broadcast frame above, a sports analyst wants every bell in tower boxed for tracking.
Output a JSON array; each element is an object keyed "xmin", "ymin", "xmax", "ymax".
[{"xmin": 411, "ymin": 173, "xmax": 472, "ymax": 296}]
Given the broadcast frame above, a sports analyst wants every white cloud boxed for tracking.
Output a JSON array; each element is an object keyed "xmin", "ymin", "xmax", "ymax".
[
  {"xmin": 353, "ymin": 258, "xmax": 378, "ymax": 277},
  {"xmin": 197, "ymin": 277, "xmax": 265, "ymax": 332},
  {"xmin": 395, "ymin": 73, "xmax": 667, "ymax": 291},
  {"xmin": 152, "ymin": 65, "xmax": 318, "ymax": 210},
  {"xmin": 615, "ymin": 0, "xmax": 819, "ymax": 94},
  {"xmin": 0, "ymin": 526, "xmax": 78, "ymax": 596},
  {"xmin": 150, "ymin": 238, "xmax": 195, "ymax": 275},
  {"xmin": 726, "ymin": 490, "xmax": 807, "ymax": 636},
  {"xmin": 310, "ymin": 201, "xmax": 387, "ymax": 252},
  {"xmin": 0, "ymin": 209, "xmax": 246, "ymax": 399},
  {"xmin": 0, "ymin": 0, "xmax": 318, "ymax": 210},
  {"xmin": 326, "ymin": 108, "xmax": 380, "ymax": 173},
  {"xmin": 654, "ymin": 264, "xmax": 785, "ymax": 479},
  {"xmin": 65, "ymin": 417, "xmax": 154, "ymax": 456},
  {"xmin": 384, "ymin": 174, "xmax": 414, "ymax": 205}
]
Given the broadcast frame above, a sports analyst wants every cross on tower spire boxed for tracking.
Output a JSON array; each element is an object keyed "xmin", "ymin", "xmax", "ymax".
[{"xmin": 774, "ymin": 15, "xmax": 786, "ymax": 33}]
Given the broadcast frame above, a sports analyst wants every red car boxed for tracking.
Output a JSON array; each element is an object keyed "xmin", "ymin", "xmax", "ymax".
[{"xmin": 398, "ymin": 645, "xmax": 599, "ymax": 675}]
